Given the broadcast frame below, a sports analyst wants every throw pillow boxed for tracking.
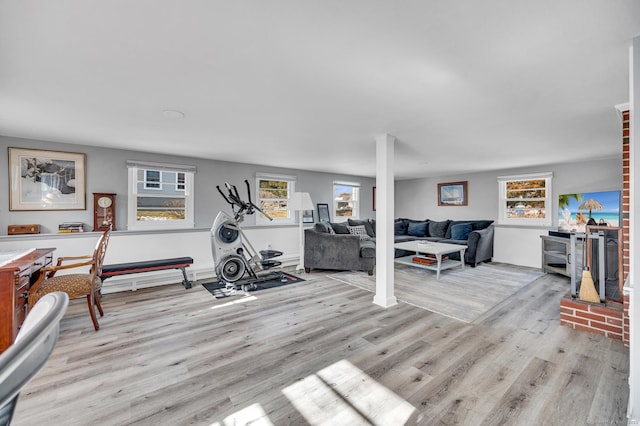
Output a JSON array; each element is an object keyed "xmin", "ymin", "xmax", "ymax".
[
  {"xmin": 347, "ymin": 225, "xmax": 372, "ymax": 241},
  {"xmin": 394, "ymin": 219, "xmax": 408, "ymax": 236},
  {"xmin": 450, "ymin": 222, "xmax": 473, "ymax": 240},
  {"xmin": 348, "ymin": 218, "xmax": 375, "ymax": 238},
  {"xmin": 428, "ymin": 220, "xmax": 450, "ymax": 238},
  {"xmin": 314, "ymin": 222, "xmax": 333, "ymax": 234},
  {"xmin": 330, "ymin": 222, "xmax": 350, "ymax": 234},
  {"xmin": 407, "ymin": 220, "xmax": 428, "ymax": 237}
]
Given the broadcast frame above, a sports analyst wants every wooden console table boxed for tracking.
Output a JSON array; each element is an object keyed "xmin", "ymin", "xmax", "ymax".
[{"xmin": 0, "ymin": 248, "xmax": 55, "ymax": 352}]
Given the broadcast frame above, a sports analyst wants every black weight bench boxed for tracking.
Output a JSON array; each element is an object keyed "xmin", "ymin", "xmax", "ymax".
[{"xmin": 100, "ymin": 257, "xmax": 194, "ymax": 289}]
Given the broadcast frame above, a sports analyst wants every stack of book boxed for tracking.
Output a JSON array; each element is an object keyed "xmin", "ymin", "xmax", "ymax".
[
  {"xmin": 58, "ymin": 222, "xmax": 85, "ymax": 233},
  {"xmin": 412, "ymin": 255, "xmax": 447, "ymax": 266}
]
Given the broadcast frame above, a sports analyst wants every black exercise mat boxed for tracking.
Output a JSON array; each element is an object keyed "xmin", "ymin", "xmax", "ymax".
[{"xmin": 202, "ymin": 272, "xmax": 304, "ymax": 298}]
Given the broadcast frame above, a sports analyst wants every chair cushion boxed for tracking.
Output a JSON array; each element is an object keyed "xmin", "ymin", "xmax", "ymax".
[{"xmin": 31, "ymin": 274, "xmax": 100, "ymax": 304}]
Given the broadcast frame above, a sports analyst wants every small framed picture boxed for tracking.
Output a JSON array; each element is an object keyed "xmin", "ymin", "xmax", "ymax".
[
  {"xmin": 8, "ymin": 147, "xmax": 86, "ymax": 211},
  {"xmin": 317, "ymin": 203, "xmax": 331, "ymax": 223},
  {"xmin": 438, "ymin": 181, "xmax": 468, "ymax": 206},
  {"xmin": 302, "ymin": 209, "xmax": 314, "ymax": 223}
]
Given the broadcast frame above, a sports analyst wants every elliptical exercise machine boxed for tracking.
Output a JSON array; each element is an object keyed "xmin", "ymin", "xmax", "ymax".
[{"xmin": 211, "ymin": 180, "xmax": 285, "ymax": 292}]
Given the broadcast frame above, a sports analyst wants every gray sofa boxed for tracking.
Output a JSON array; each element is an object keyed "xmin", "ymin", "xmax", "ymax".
[{"xmin": 304, "ymin": 218, "xmax": 494, "ymax": 275}]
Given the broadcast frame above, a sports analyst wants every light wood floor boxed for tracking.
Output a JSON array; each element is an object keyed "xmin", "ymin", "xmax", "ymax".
[{"xmin": 13, "ymin": 268, "xmax": 629, "ymax": 425}]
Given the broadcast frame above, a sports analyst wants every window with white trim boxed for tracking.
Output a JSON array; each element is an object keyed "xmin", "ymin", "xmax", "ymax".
[
  {"xmin": 255, "ymin": 173, "xmax": 296, "ymax": 225},
  {"xmin": 498, "ymin": 172, "xmax": 553, "ymax": 226},
  {"xmin": 144, "ymin": 170, "xmax": 161, "ymax": 189},
  {"xmin": 333, "ymin": 181, "xmax": 360, "ymax": 220},
  {"xmin": 127, "ymin": 161, "xmax": 195, "ymax": 230}
]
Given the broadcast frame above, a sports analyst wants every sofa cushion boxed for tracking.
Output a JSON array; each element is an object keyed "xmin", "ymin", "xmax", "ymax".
[
  {"xmin": 348, "ymin": 225, "xmax": 372, "ymax": 241},
  {"xmin": 428, "ymin": 220, "xmax": 450, "ymax": 238},
  {"xmin": 394, "ymin": 235, "xmax": 418, "ymax": 243},
  {"xmin": 315, "ymin": 222, "xmax": 334, "ymax": 234},
  {"xmin": 450, "ymin": 222, "xmax": 473, "ymax": 240},
  {"xmin": 394, "ymin": 219, "xmax": 408, "ymax": 235},
  {"xmin": 360, "ymin": 240, "xmax": 376, "ymax": 258},
  {"xmin": 407, "ymin": 220, "xmax": 428, "ymax": 237},
  {"xmin": 348, "ymin": 218, "xmax": 375, "ymax": 238},
  {"xmin": 330, "ymin": 222, "xmax": 350, "ymax": 234},
  {"xmin": 470, "ymin": 220, "xmax": 494, "ymax": 230}
]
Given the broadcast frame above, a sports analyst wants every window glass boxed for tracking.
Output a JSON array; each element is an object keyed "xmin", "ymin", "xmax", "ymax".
[
  {"xmin": 256, "ymin": 175, "xmax": 295, "ymax": 224},
  {"xmin": 333, "ymin": 183, "xmax": 360, "ymax": 219},
  {"xmin": 498, "ymin": 173, "xmax": 552, "ymax": 226},
  {"xmin": 128, "ymin": 166, "xmax": 194, "ymax": 230}
]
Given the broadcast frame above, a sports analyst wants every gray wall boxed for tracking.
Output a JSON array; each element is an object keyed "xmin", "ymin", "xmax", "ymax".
[
  {"xmin": 395, "ymin": 156, "xmax": 622, "ymax": 226},
  {"xmin": 2, "ymin": 134, "xmax": 622, "ymax": 236},
  {"xmin": 1, "ymin": 136, "xmax": 376, "ymax": 234}
]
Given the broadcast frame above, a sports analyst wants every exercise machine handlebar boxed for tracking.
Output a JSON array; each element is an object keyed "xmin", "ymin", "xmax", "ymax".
[{"xmin": 216, "ymin": 179, "xmax": 273, "ymax": 221}]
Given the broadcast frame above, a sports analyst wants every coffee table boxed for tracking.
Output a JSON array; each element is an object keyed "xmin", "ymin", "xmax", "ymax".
[{"xmin": 394, "ymin": 241, "xmax": 466, "ymax": 280}]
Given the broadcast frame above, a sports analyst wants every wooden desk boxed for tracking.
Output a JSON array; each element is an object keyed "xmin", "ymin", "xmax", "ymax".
[{"xmin": 0, "ymin": 248, "xmax": 55, "ymax": 352}]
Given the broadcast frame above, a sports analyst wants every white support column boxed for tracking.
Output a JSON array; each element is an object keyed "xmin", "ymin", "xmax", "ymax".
[{"xmin": 373, "ymin": 133, "xmax": 397, "ymax": 308}]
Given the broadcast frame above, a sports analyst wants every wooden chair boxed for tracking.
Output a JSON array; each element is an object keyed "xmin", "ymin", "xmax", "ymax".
[{"xmin": 28, "ymin": 227, "xmax": 111, "ymax": 331}]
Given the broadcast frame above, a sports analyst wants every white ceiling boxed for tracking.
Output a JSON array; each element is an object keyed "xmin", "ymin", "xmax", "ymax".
[{"xmin": 1, "ymin": 1, "xmax": 638, "ymax": 180}]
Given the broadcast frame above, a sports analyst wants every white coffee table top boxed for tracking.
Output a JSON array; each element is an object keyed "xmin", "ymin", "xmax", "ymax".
[{"xmin": 394, "ymin": 240, "xmax": 466, "ymax": 255}]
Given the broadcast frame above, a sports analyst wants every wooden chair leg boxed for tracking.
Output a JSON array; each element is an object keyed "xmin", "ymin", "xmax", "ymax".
[
  {"xmin": 86, "ymin": 294, "xmax": 100, "ymax": 331},
  {"xmin": 94, "ymin": 290, "xmax": 104, "ymax": 317}
]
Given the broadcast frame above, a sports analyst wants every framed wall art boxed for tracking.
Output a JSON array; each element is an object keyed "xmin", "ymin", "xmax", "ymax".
[
  {"xmin": 373, "ymin": 186, "xmax": 376, "ymax": 211},
  {"xmin": 438, "ymin": 181, "xmax": 468, "ymax": 206},
  {"xmin": 317, "ymin": 203, "xmax": 331, "ymax": 223},
  {"xmin": 302, "ymin": 209, "xmax": 314, "ymax": 223},
  {"xmin": 8, "ymin": 147, "xmax": 86, "ymax": 211}
]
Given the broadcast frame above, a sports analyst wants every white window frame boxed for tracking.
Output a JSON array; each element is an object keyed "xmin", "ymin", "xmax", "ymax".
[
  {"xmin": 498, "ymin": 172, "xmax": 553, "ymax": 226},
  {"xmin": 176, "ymin": 172, "xmax": 186, "ymax": 191},
  {"xmin": 333, "ymin": 180, "xmax": 360, "ymax": 220},
  {"xmin": 127, "ymin": 161, "xmax": 196, "ymax": 231},
  {"xmin": 255, "ymin": 173, "xmax": 296, "ymax": 225},
  {"xmin": 144, "ymin": 170, "xmax": 162, "ymax": 190}
]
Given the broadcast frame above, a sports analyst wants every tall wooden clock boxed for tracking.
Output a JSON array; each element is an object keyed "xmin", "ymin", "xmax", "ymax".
[{"xmin": 93, "ymin": 193, "xmax": 116, "ymax": 231}]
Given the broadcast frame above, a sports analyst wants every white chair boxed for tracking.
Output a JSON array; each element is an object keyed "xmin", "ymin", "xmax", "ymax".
[{"xmin": 0, "ymin": 292, "xmax": 69, "ymax": 425}]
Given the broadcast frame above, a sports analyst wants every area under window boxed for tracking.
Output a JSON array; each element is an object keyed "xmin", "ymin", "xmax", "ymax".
[
  {"xmin": 255, "ymin": 173, "xmax": 296, "ymax": 225},
  {"xmin": 333, "ymin": 181, "xmax": 360, "ymax": 220},
  {"xmin": 497, "ymin": 172, "xmax": 552, "ymax": 226},
  {"xmin": 127, "ymin": 161, "xmax": 195, "ymax": 230}
]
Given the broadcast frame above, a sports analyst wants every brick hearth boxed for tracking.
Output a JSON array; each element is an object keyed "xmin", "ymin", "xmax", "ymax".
[{"xmin": 560, "ymin": 293, "xmax": 624, "ymax": 340}]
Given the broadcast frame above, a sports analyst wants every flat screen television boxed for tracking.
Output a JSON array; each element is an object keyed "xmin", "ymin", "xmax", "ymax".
[{"xmin": 558, "ymin": 190, "xmax": 621, "ymax": 232}]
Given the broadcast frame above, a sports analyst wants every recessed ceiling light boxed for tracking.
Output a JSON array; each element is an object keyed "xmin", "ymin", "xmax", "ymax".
[{"xmin": 162, "ymin": 110, "xmax": 185, "ymax": 119}]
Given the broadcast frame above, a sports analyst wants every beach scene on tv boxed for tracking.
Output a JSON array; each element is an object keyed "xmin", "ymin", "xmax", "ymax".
[{"xmin": 558, "ymin": 190, "xmax": 620, "ymax": 232}]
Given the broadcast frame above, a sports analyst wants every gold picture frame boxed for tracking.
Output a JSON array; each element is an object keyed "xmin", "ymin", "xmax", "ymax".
[{"xmin": 8, "ymin": 147, "xmax": 86, "ymax": 211}]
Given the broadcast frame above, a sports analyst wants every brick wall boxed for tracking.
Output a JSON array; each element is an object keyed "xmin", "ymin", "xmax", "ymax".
[
  {"xmin": 623, "ymin": 109, "xmax": 630, "ymax": 280},
  {"xmin": 560, "ymin": 294, "xmax": 623, "ymax": 340},
  {"xmin": 622, "ymin": 108, "xmax": 631, "ymax": 347}
]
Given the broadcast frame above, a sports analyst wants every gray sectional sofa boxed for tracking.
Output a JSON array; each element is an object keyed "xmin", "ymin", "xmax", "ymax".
[{"xmin": 304, "ymin": 218, "xmax": 494, "ymax": 275}]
